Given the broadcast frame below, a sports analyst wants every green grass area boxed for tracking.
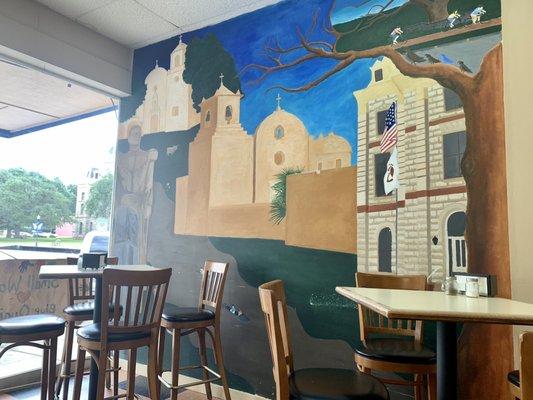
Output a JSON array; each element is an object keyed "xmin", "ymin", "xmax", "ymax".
[{"xmin": 0, "ymin": 237, "xmax": 83, "ymax": 248}]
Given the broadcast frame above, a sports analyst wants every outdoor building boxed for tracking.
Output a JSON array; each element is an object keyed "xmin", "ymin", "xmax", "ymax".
[
  {"xmin": 355, "ymin": 57, "xmax": 467, "ymax": 280},
  {"xmin": 75, "ymin": 167, "xmax": 109, "ymax": 235}
]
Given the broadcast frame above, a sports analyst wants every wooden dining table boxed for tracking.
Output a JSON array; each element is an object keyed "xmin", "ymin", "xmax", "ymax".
[
  {"xmin": 336, "ymin": 286, "xmax": 533, "ymax": 400},
  {"xmin": 39, "ymin": 264, "xmax": 162, "ymax": 400}
]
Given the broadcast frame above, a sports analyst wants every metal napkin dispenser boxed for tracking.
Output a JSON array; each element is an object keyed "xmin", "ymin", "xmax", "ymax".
[{"xmin": 81, "ymin": 252, "xmax": 107, "ymax": 269}]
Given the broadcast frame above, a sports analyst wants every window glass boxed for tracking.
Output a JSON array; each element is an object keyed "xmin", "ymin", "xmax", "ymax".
[
  {"xmin": 89, "ymin": 235, "xmax": 109, "ymax": 253},
  {"xmin": 275, "ymin": 125, "xmax": 284, "ymax": 139},
  {"xmin": 374, "ymin": 153, "xmax": 390, "ymax": 197},
  {"xmin": 444, "ymin": 88, "xmax": 462, "ymax": 111},
  {"xmin": 374, "ymin": 69, "xmax": 383, "ymax": 82},
  {"xmin": 443, "ymin": 131, "xmax": 467, "ymax": 179},
  {"xmin": 377, "ymin": 110, "xmax": 387, "ymax": 135}
]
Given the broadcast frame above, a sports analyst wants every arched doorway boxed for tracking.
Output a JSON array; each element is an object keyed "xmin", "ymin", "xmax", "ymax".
[
  {"xmin": 378, "ymin": 227, "xmax": 392, "ymax": 272},
  {"xmin": 446, "ymin": 211, "xmax": 467, "ymax": 275}
]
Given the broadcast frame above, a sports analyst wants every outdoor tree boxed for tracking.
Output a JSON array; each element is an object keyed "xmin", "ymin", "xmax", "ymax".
[
  {"xmin": 243, "ymin": 1, "xmax": 508, "ymax": 398},
  {"xmin": 85, "ymin": 173, "xmax": 114, "ymax": 219},
  {"xmin": 0, "ymin": 169, "xmax": 73, "ymax": 236}
]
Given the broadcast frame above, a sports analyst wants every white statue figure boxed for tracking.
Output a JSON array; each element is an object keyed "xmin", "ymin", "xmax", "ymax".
[
  {"xmin": 390, "ymin": 27, "xmax": 403, "ymax": 45},
  {"xmin": 470, "ymin": 6, "xmax": 486, "ymax": 24},
  {"xmin": 115, "ymin": 124, "xmax": 158, "ymax": 264}
]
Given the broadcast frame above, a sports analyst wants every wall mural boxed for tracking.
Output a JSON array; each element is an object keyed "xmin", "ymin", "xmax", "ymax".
[{"xmin": 112, "ymin": 0, "xmax": 508, "ymax": 398}]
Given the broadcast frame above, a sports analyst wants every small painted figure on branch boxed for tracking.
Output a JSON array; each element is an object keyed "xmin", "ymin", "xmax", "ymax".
[
  {"xmin": 447, "ymin": 10, "xmax": 461, "ymax": 28},
  {"xmin": 390, "ymin": 26, "xmax": 403, "ymax": 45},
  {"xmin": 471, "ymin": 6, "xmax": 486, "ymax": 24}
]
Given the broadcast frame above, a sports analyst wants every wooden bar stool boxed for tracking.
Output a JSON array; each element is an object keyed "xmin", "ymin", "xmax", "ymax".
[
  {"xmin": 0, "ymin": 314, "xmax": 65, "ymax": 400},
  {"xmin": 72, "ymin": 266, "xmax": 172, "ymax": 400},
  {"xmin": 158, "ymin": 261, "xmax": 231, "ymax": 400},
  {"xmin": 56, "ymin": 256, "xmax": 119, "ymax": 400},
  {"xmin": 259, "ymin": 280, "xmax": 389, "ymax": 400},
  {"xmin": 354, "ymin": 273, "xmax": 436, "ymax": 400}
]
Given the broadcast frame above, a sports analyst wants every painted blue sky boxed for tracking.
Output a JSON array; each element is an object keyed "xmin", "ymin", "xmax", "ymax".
[
  {"xmin": 130, "ymin": 0, "xmax": 383, "ymax": 163},
  {"xmin": 333, "ymin": 0, "xmax": 408, "ymax": 25}
]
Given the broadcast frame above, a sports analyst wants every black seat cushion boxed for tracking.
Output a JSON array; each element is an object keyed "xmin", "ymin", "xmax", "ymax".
[
  {"xmin": 508, "ymin": 370, "xmax": 520, "ymax": 387},
  {"xmin": 77, "ymin": 323, "xmax": 150, "ymax": 343},
  {"xmin": 0, "ymin": 314, "xmax": 65, "ymax": 336},
  {"xmin": 63, "ymin": 301, "xmax": 122, "ymax": 317},
  {"xmin": 289, "ymin": 368, "xmax": 389, "ymax": 400},
  {"xmin": 162, "ymin": 306, "xmax": 215, "ymax": 323},
  {"xmin": 355, "ymin": 338, "xmax": 436, "ymax": 365}
]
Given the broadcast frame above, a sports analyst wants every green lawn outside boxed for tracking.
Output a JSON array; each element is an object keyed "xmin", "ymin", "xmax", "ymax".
[{"xmin": 0, "ymin": 237, "xmax": 83, "ymax": 249}]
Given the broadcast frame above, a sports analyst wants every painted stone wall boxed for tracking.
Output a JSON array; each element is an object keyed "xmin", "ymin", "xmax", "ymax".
[{"xmin": 111, "ymin": 0, "xmax": 509, "ymax": 398}]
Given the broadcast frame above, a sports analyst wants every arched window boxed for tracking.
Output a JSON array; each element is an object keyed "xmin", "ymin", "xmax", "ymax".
[
  {"xmin": 274, "ymin": 151, "xmax": 285, "ymax": 165},
  {"xmin": 205, "ymin": 110, "xmax": 211, "ymax": 124},
  {"xmin": 378, "ymin": 227, "xmax": 392, "ymax": 272},
  {"xmin": 446, "ymin": 211, "xmax": 467, "ymax": 274},
  {"xmin": 275, "ymin": 125, "xmax": 284, "ymax": 139},
  {"xmin": 225, "ymin": 105, "xmax": 233, "ymax": 123}
]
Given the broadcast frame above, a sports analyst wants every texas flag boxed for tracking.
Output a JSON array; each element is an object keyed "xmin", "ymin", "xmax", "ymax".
[{"xmin": 384, "ymin": 147, "xmax": 399, "ymax": 195}]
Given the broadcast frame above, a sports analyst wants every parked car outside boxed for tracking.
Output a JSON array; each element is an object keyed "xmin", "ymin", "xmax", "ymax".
[{"xmin": 80, "ymin": 231, "xmax": 110, "ymax": 254}]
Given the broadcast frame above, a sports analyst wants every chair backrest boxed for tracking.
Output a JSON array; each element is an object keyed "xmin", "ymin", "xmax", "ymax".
[
  {"xmin": 521, "ymin": 332, "xmax": 533, "ymax": 399},
  {"xmin": 258, "ymin": 280, "xmax": 293, "ymax": 400},
  {"xmin": 356, "ymin": 272, "xmax": 427, "ymax": 343},
  {"xmin": 100, "ymin": 267, "xmax": 172, "ymax": 344},
  {"xmin": 66, "ymin": 256, "xmax": 119, "ymax": 305},
  {"xmin": 198, "ymin": 261, "xmax": 229, "ymax": 316}
]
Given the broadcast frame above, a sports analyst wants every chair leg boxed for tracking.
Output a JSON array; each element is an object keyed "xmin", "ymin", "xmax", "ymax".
[
  {"xmin": 48, "ymin": 337, "xmax": 58, "ymax": 400},
  {"xmin": 57, "ymin": 321, "xmax": 75, "ymax": 400},
  {"xmin": 428, "ymin": 373, "xmax": 437, "ymax": 400},
  {"xmin": 171, "ymin": 329, "xmax": 181, "ymax": 400},
  {"xmin": 106, "ymin": 351, "xmax": 112, "ymax": 389},
  {"xmin": 157, "ymin": 327, "xmax": 166, "ymax": 395},
  {"xmin": 41, "ymin": 339, "xmax": 50, "ymax": 400},
  {"xmin": 72, "ymin": 347, "xmax": 86, "ymax": 400},
  {"xmin": 414, "ymin": 374, "xmax": 423, "ymax": 400},
  {"xmin": 113, "ymin": 350, "xmax": 120, "ymax": 397},
  {"xmin": 147, "ymin": 341, "xmax": 160, "ymax": 400},
  {"xmin": 198, "ymin": 329, "xmax": 213, "ymax": 400},
  {"xmin": 127, "ymin": 349, "xmax": 137, "ymax": 400},
  {"xmin": 96, "ymin": 350, "xmax": 108, "ymax": 400},
  {"xmin": 212, "ymin": 325, "xmax": 231, "ymax": 400}
]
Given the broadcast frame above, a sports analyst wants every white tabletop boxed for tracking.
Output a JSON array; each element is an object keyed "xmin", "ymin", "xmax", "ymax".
[
  {"xmin": 39, "ymin": 264, "xmax": 162, "ymax": 279},
  {"xmin": 336, "ymin": 286, "xmax": 533, "ymax": 325}
]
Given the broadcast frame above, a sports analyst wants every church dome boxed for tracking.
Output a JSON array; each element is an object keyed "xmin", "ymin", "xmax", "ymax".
[
  {"xmin": 255, "ymin": 109, "xmax": 307, "ymax": 140},
  {"xmin": 317, "ymin": 133, "xmax": 351, "ymax": 153},
  {"xmin": 144, "ymin": 61, "xmax": 167, "ymax": 86}
]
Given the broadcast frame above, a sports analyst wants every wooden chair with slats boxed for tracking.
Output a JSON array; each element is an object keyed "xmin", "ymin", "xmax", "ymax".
[
  {"xmin": 507, "ymin": 331, "xmax": 533, "ymax": 399},
  {"xmin": 158, "ymin": 261, "xmax": 231, "ymax": 400},
  {"xmin": 72, "ymin": 266, "xmax": 172, "ymax": 400},
  {"xmin": 56, "ymin": 256, "xmax": 120, "ymax": 400},
  {"xmin": 259, "ymin": 280, "xmax": 389, "ymax": 400},
  {"xmin": 355, "ymin": 272, "xmax": 436, "ymax": 400}
]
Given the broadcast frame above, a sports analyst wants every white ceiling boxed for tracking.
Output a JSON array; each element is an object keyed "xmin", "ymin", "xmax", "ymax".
[
  {"xmin": 34, "ymin": 0, "xmax": 281, "ymax": 48},
  {"xmin": 0, "ymin": 58, "xmax": 114, "ymax": 132}
]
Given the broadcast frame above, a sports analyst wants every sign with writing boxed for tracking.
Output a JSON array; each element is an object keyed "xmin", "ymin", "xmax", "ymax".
[{"xmin": 0, "ymin": 259, "xmax": 68, "ymax": 320}]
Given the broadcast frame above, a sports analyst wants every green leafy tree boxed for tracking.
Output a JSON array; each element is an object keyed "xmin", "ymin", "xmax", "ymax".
[
  {"xmin": 0, "ymin": 169, "xmax": 73, "ymax": 236},
  {"xmin": 183, "ymin": 33, "xmax": 242, "ymax": 111},
  {"xmin": 269, "ymin": 167, "xmax": 303, "ymax": 225},
  {"xmin": 85, "ymin": 174, "xmax": 114, "ymax": 219}
]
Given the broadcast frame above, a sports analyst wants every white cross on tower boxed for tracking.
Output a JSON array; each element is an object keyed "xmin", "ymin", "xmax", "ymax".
[
  {"xmin": 219, "ymin": 73, "xmax": 224, "ymax": 86},
  {"xmin": 276, "ymin": 93, "xmax": 282, "ymax": 110}
]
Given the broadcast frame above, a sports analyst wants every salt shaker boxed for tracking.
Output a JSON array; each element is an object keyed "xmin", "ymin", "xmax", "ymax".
[{"xmin": 466, "ymin": 277, "xmax": 480, "ymax": 298}]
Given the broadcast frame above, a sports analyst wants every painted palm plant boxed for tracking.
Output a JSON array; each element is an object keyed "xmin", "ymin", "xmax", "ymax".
[{"xmin": 269, "ymin": 167, "xmax": 303, "ymax": 225}]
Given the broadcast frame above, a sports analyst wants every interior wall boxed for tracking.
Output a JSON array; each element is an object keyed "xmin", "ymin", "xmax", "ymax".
[{"xmin": 502, "ymin": 0, "xmax": 533, "ymax": 365}]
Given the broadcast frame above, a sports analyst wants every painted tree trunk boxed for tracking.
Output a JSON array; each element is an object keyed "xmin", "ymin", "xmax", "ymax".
[{"xmin": 458, "ymin": 43, "xmax": 512, "ymax": 400}]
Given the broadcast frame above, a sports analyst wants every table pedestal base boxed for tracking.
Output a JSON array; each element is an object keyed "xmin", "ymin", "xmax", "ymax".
[{"xmin": 437, "ymin": 321, "xmax": 457, "ymax": 400}]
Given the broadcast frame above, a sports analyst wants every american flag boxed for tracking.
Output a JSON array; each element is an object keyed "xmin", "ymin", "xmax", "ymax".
[{"xmin": 380, "ymin": 102, "xmax": 398, "ymax": 153}]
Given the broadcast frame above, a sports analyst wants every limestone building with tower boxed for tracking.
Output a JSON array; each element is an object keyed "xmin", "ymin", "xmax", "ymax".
[{"xmin": 355, "ymin": 57, "xmax": 468, "ymax": 279}]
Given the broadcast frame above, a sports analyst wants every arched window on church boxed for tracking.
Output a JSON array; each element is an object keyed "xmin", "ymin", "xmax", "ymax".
[
  {"xmin": 275, "ymin": 125, "xmax": 284, "ymax": 140},
  {"xmin": 225, "ymin": 105, "xmax": 233, "ymax": 123},
  {"xmin": 205, "ymin": 110, "xmax": 211, "ymax": 125}
]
